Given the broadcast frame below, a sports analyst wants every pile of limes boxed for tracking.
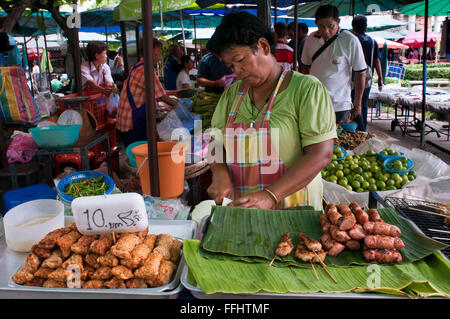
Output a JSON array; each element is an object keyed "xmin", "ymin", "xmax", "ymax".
[
  {"xmin": 332, "ymin": 146, "xmax": 345, "ymax": 160},
  {"xmin": 386, "ymin": 157, "xmax": 411, "ymax": 171},
  {"xmin": 379, "ymin": 149, "xmax": 402, "ymax": 156},
  {"xmin": 321, "ymin": 149, "xmax": 417, "ymax": 192}
]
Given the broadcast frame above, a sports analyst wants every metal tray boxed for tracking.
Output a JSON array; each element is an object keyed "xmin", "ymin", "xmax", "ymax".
[
  {"xmin": 0, "ymin": 217, "xmax": 197, "ymax": 299},
  {"xmin": 182, "ymin": 210, "xmax": 449, "ymax": 299}
]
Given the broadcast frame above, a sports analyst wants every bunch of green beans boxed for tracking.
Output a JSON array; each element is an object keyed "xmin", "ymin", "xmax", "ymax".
[{"xmin": 63, "ymin": 176, "xmax": 109, "ymax": 198}]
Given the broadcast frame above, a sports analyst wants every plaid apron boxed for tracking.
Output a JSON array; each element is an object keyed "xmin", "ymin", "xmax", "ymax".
[{"xmin": 225, "ymin": 70, "xmax": 308, "ymax": 208}]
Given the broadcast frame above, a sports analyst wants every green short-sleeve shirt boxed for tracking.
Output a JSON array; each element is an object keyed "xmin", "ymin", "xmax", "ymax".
[{"xmin": 211, "ymin": 72, "xmax": 337, "ymax": 210}]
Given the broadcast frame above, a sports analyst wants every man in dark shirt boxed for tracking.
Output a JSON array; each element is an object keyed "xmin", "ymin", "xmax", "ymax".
[
  {"xmin": 163, "ymin": 44, "xmax": 181, "ymax": 90},
  {"xmin": 287, "ymin": 22, "xmax": 309, "ymax": 70},
  {"xmin": 351, "ymin": 15, "xmax": 383, "ymax": 132},
  {"xmin": 196, "ymin": 52, "xmax": 233, "ymax": 94}
]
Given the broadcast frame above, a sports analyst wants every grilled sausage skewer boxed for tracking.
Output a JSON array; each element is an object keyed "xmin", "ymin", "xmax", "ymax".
[{"xmin": 269, "ymin": 232, "xmax": 294, "ymax": 267}]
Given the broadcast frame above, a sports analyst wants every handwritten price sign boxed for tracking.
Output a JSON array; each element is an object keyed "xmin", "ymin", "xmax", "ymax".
[{"xmin": 71, "ymin": 193, "xmax": 148, "ymax": 235}]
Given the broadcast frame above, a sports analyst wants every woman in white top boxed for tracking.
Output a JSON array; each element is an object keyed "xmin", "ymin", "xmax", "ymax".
[
  {"xmin": 81, "ymin": 41, "xmax": 115, "ymax": 96},
  {"xmin": 175, "ymin": 55, "xmax": 194, "ymax": 90}
]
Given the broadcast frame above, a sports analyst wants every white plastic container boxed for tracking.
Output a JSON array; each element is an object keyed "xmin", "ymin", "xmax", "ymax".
[{"xmin": 3, "ymin": 199, "xmax": 64, "ymax": 252}]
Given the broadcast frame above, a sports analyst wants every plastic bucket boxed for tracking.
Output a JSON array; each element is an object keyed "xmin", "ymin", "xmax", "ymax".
[{"xmin": 132, "ymin": 141, "xmax": 186, "ymax": 198}]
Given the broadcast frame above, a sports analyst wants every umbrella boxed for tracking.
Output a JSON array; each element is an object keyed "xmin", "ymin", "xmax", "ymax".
[
  {"xmin": 367, "ymin": 30, "xmax": 406, "ymax": 41},
  {"xmin": 401, "ymin": 30, "xmax": 441, "ymax": 48},
  {"xmin": 113, "ymin": 0, "xmax": 199, "ymax": 21},
  {"xmin": 372, "ymin": 36, "xmax": 409, "ymax": 49},
  {"xmin": 380, "ymin": 41, "xmax": 388, "ymax": 82},
  {"xmin": 286, "ymin": 0, "xmax": 423, "ymax": 18},
  {"xmin": 339, "ymin": 15, "xmax": 407, "ymax": 32},
  {"xmin": 21, "ymin": 43, "xmax": 29, "ymax": 71},
  {"xmin": 40, "ymin": 48, "xmax": 53, "ymax": 73},
  {"xmin": 399, "ymin": 0, "xmax": 450, "ymax": 16}
]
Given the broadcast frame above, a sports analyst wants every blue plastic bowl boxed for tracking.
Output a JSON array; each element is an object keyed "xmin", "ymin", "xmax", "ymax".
[
  {"xmin": 57, "ymin": 170, "xmax": 115, "ymax": 203},
  {"xmin": 383, "ymin": 158, "xmax": 414, "ymax": 175},
  {"xmin": 332, "ymin": 145, "xmax": 347, "ymax": 161},
  {"xmin": 377, "ymin": 151, "xmax": 405, "ymax": 162},
  {"xmin": 126, "ymin": 141, "xmax": 147, "ymax": 168},
  {"xmin": 338, "ymin": 122, "xmax": 358, "ymax": 132},
  {"xmin": 30, "ymin": 125, "xmax": 81, "ymax": 149}
]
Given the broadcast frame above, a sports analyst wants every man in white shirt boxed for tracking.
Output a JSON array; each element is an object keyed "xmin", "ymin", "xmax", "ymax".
[{"xmin": 301, "ymin": 5, "xmax": 366, "ymax": 123}]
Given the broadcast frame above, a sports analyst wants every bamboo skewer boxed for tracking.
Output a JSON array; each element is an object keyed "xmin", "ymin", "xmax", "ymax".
[
  {"xmin": 310, "ymin": 260, "xmax": 319, "ymax": 281},
  {"xmin": 428, "ymin": 228, "xmax": 450, "ymax": 234},
  {"xmin": 269, "ymin": 256, "xmax": 276, "ymax": 267},
  {"xmin": 408, "ymin": 207, "xmax": 448, "ymax": 218},
  {"xmin": 332, "ymin": 192, "xmax": 340, "ymax": 204},
  {"xmin": 313, "ymin": 251, "xmax": 338, "ymax": 284}
]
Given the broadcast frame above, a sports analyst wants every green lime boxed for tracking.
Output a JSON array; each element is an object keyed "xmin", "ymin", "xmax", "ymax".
[
  {"xmin": 343, "ymin": 168, "xmax": 351, "ymax": 175},
  {"xmin": 351, "ymin": 164, "xmax": 359, "ymax": 171},
  {"xmin": 368, "ymin": 178, "xmax": 376, "ymax": 185},
  {"xmin": 361, "ymin": 172, "xmax": 370, "ymax": 180},
  {"xmin": 362, "ymin": 181, "xmax": 370, "ymax": 189},
  {"xmin": 356, "ymin": 188, "xmax": 365, "ymax": 193},
  {"xmin": 338, "ymin": 178, "xmax": 348, "ymax": 187},
  {"xmin": 352, "ymin": 181, "xmax": 361, "ymax": 189},
  {"xmin": 370, "ymin": 166, "xmax": 380, "ymax": 174},
  {"xmin": 381, "ymin": 151, "xmax": 388, "ymax": 155},
  {"xmin": 332, "ymin": 154, "xmax": 337, "ymax": 159},
  {"xmin": 368, "ymin": 184, "xmax": 377, "ymax": 191},
  {"xmin": 336, "ymin": 170, "xmax": 344, "ymax": 178},
  {"xmin": 386, "ymin": 179, "xmax": 396, "ymax": 187},
  {"xmin": 408, "ymin": 175, "xmax": 415, "ymax": 181},
  {"xmin": 345, "ymin": 185, "xmax": 353, "ymax": 191},
  {"xmin": 336, "ymin": 164, "xmax": 344, "ymax": 171},
  {"xmin": 409, "ymin": 170, "xmax": 417, "ymax": 177},
  {"xmin": 366, "ymin": 150, "xmax": 376, "ymax": 156},
  {"xmin": 386, "ymin": 185, "xmax": 397, "ymax": 190},
  {"xmin": 376, "ymin": 180, "xmax": 386, "ymax": 189},
  {"xmin": 354, "ymin": 167, "xmax": 363, "ymax": 175}
]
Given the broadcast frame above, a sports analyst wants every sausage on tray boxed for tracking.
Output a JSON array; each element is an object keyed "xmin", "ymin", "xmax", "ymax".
[
  {"xmin": 364, "ymin": 235, "xmax": 405, "ymax": 250},
  {"xmin": 345, "ymin": 240, "xmax": 361, "ymax": 251},
  {"xmin": 326, "ymin": 205, "xmax": 342, "ymax": 225},
  {"xmin": 353, "ymin": 208, "xmax": 370, "ymax": 225},
  {"xmin": 348, "ymin": 224, "xmax": 367, "ymax": 240},
  {"xmin": 338, "ymin": 209, "xmax": 357, "ymax": 231},
  {"xmin": 320, "ymin": 234, "xmax": 346, "ymax": 257},
  {"xmin": 363, "ymin": 222, "xmax": 402, "ymax": 237},
  {"xmin": 367, "ymin": 209, "xmax": 384, "ymax": 222},
  {"xmin": 330, "ymin": 225, "xmax": 351, "ymax": 243},
  {"xmin": 363, "ymin": 249, "xmax": 403, "ymax": 263}
]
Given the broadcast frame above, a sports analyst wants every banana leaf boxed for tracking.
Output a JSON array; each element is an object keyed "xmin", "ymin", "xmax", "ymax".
[
  {"xmin": 184, "ymin": 239, "xmax": 450, "ymax": 297},
  {"xmin": 200, "ymin": 206, "xmax": 448, "ymax": 267}
]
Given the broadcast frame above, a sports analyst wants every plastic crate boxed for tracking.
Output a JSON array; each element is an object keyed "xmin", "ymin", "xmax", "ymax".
[
  {"xmin": 2, "ymin": 184, "xmax": 57, "ymax": 215},
  {"xmin": 58, "ymin": 93, "xmax": 108, "ymax": 129}
]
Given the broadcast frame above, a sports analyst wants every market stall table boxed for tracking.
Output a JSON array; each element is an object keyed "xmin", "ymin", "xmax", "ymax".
[
  {"xmin": 37, "ymin": 131, "xmax": 111, "ymax": 186},
  {"xmin": 369, "ymin": 86, "xmax": 450, "ymax": 142}
]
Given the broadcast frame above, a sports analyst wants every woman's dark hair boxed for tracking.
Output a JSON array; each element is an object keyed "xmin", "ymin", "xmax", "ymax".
[
  {"xmin": 207, "ymin": 12, "xmax": 276, "ymax": 56},
  {"xmin": 315, "ymin": 5, "xmax": 339, "ymax": 21},
  {"xmin": 352, "ymin": 15, "xmax": 367, "ymax": 34},
  {"xmin": 174, "ymin": 55, "xmax": 192, "ymax": 74},
  {"xmin": 274, "ymin": 22, "xmax": 287, "ymax": 39},
  {"xmin": 86, "ymin": 41, "xmax": 108, "ymax": 62}
]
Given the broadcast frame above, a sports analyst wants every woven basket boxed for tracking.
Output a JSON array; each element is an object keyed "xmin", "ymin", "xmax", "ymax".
[{"xmin": 185, "ymin": 160, "xmax": 209, "ymax": 179}]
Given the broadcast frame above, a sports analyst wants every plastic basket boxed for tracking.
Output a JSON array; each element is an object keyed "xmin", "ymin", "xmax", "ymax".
[
  {"xmin": 377, "ymin": 151, "xmax": 405, "ymax": 162},
  {"xmin": 56, "ymin": 170, "xmax": 114, "ymax": 203},
  {"xmin": 332, "ymin": 145, "xmax": 347, "ymax": 161},
  {"xmin": 383, "ymin": 158, "xmax": 414, "ymax": 176}
]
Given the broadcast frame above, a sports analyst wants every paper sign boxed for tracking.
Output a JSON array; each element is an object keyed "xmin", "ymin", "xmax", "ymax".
[{"xmin": 71, "ymin": 193, "xmax": 148, "ymax": 235}]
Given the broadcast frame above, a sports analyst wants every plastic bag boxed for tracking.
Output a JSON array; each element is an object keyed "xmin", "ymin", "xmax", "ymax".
[
  {"xmin": 6, "ymin": 131, "xmax": 38, "ymax": 164},
  {"xmin": 221, "ymin": 73, "xmax": 237, "ymax": 89},
  {"xmin": 143, "ymin": 196, "xmax": 191, "ymax": 220},
  {"xmin": 107, "ymin": 93, "xmax": 119, "ymax": 118},
  {"xmin": 157, "ymin": 99, "xmax": 201, "ymax": 141},
  {"xmin": 35, "ymin": 91, "xmax": 57, "ymax": 117},
  {"xmin": 323, "ymin": 138, "xmax": 450, "ymax": 206}
]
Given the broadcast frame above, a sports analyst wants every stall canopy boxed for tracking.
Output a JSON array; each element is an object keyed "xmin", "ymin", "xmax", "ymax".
[
  {"xmin": 0, "ymin": 11, "xmax": 60, "ymax": 36},
  {"xmin": 372, "ymin": 36, "xmax": 409, "ymax": 49},
  {"xmin": 339, "ymin": 15, "xmax": 407, "ymax": 32},
  {"xmin": 401, "ymin": 30, "xmax": 441, "ymax": 48},
  {"xmin": 79, "ymin": 6, "xmax": 122, "ymax": 33},
  {"xmin": 399, "ymin": 0, "xmax": 450, "ymax": 16},
  {"xmin": 367, "ymin": 30, "xmax": 408, "ymax": 41},
  {"xmin": 286, "ymin": 0, "xmax": 425, "ymax": 18}
]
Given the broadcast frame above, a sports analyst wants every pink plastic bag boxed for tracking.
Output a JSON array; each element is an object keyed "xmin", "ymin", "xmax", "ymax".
[{"xmin": 6, "ymin": 133, "xmax": 38, "ymax": 164}]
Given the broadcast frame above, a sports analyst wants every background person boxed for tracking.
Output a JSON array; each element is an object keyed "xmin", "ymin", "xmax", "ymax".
[
  {"xmin": 175, "ymin": 55, "xmax": 194, "ymax": 90},
  {"xmin": 163, "ymin": 44, "xmax": 181, "ymax": 91},
  {"xmin": 274, "ymin": 22, "xmax": 294, "ymax": 70},
  {"xmin": 301, "ymin": 5, "xmax": 367, "ymax": 123},
  {"xmin": 351, "ymin": 15, "xmax": 383, "ymax": 132},
  {"xmin": 196, "ymin": 51, "xmax": 232, "ymax": 94},
  {"xmin": 206, "ymin": 12, "xmax": 336, "ymax": 211},
  {"xmin": 287, "ymin": 22, "xmax": 309, "ymax": 70},
  {"xmin": 116, "ymin": 38, "xmax": 177, "ymax": 147},
  {"xmin": 81, "ymin": 41, "xmax": 115, "ymax": 96}
]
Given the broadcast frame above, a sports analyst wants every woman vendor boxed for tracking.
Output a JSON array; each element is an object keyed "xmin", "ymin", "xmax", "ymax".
[
  {"xmin": 81, "ymin": 41, "xmax": 116, "ymax": 96},
  {"xmin": 206, "ymin": 12, "xmax": 336, "ymax": 211}
]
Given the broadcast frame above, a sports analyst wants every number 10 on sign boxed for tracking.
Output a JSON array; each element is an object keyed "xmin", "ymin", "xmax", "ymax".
[{"xmin": 72, "ymin": 193, "xmax": 148, "ymax": 235}]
